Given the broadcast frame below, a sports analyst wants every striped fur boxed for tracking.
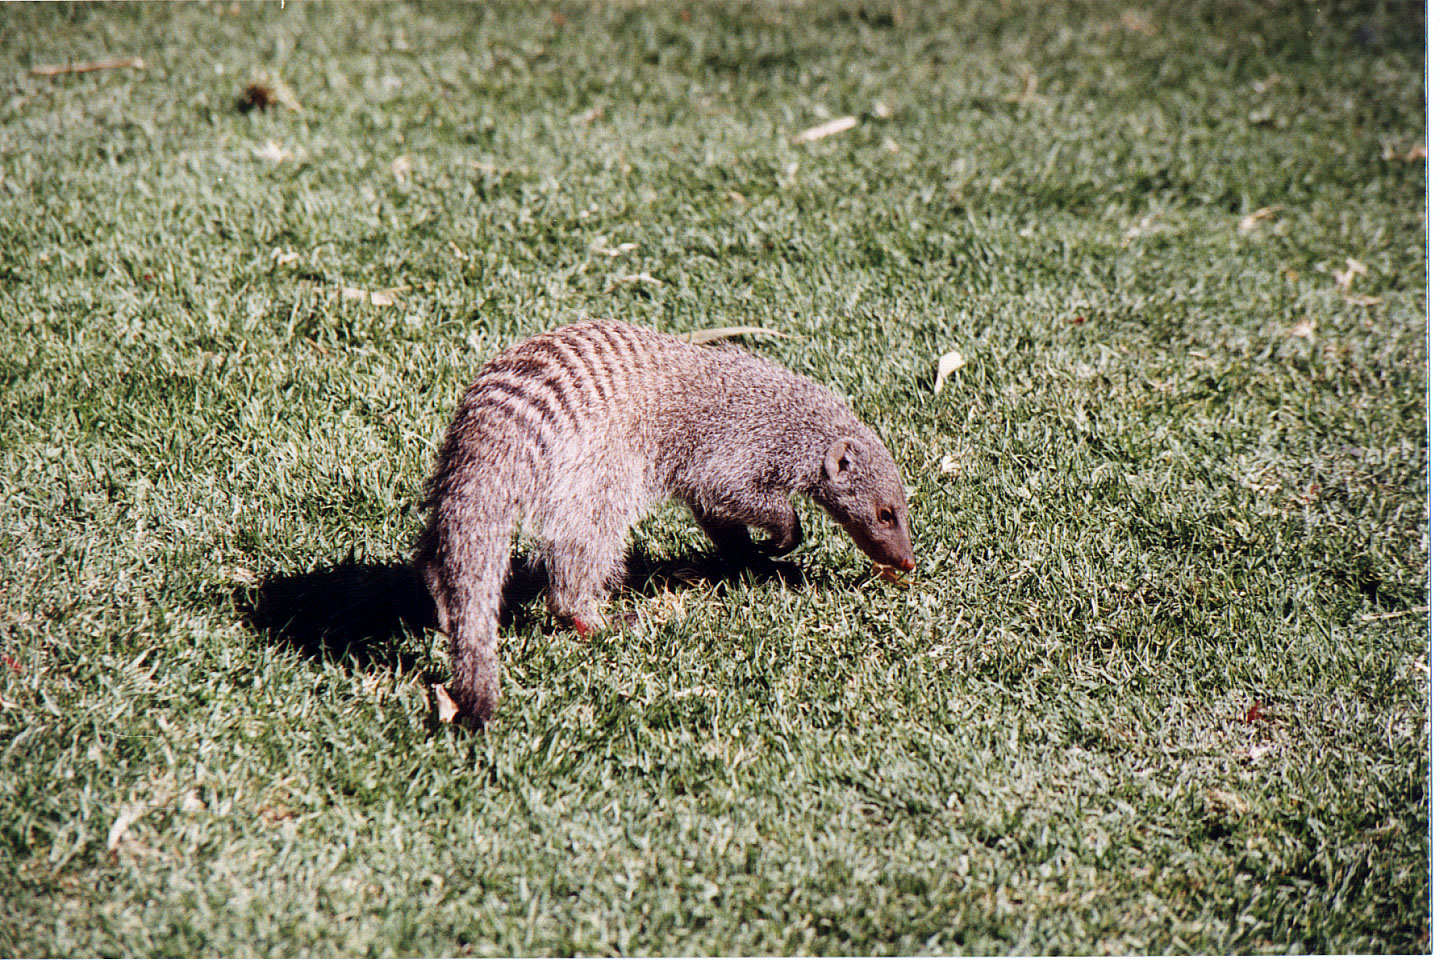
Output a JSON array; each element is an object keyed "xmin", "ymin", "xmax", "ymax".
[{"xmin": 415, "ymin": 320, "xmax": 914, "ymax": 727}]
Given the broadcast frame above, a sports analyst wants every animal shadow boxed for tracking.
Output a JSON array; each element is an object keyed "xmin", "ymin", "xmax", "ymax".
[{"xmin": 235, "ymin": 547, "xmax": 805, "ymax": 672}]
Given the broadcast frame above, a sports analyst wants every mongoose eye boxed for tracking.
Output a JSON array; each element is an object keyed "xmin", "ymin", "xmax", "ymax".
[{"xmin": 878, "ymin": 507, "xmax": 896, "ymax": 526}]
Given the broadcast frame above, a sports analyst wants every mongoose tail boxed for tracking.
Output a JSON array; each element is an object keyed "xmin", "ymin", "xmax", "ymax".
[{"xmin": 416, "ymin": 320, "xmax": 915, "ymax": 727}]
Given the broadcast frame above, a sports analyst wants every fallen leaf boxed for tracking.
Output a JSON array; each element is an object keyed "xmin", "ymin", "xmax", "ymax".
[
  {"xmin": 340, "ymin": 285, "xmax": 409, "ymax": 306},
  {"xmin": 1242, "ymin": 742, "xmax": 1277, "ymax": 762},
  {"xmin": 180, "ymin": 790, "xmax": 206, "ymax": 814},
  {"xmin": 1122, "ymin": 212, "xmax": 1162, "ymax": 245},
  {"xmin": 238, "ymin": 78, "xmax": 301, "ymax": 113},
  {"xmin": 271, "ymin": 249, "xmax": 301, "ymax": 267},
  {"xmin": 252, "ymin": 140, "xmax": 291, "ymax": 164},
  {"xmin": 259, "ymin": 805, "xmax": 296, "ymax": 825},
  {"xmin": 434, "ymin": 684, "xmax": 459, "ymax": 724},
  {"xmin": 934, "ymin": 351, "xmax": 965, "ymax": 393},
  {"xmin": 1120, "ymin": 9, "xmax": 1158, "ymax": 35},
  {"xmin": 1204, "ymin": 789, "xmax": 1248, "ymax": 816},
  {"xmin": 1382, "ymin": 142, "xmax": 1427, "ymax": 163},
  {"xmin": 239, "ymin": 83, "xmax": 277, "ymax": 112},
  {"xmin": 940, "ymin": 454, "xmax": 962, "ymax": 475},
  {"xmin": 1243, "ymin": 700, "xmax": 1264, "ymax": 724},
  {"xmin": 1288, "ymin": 317, "xmax": 1316, "ymax": 339},
  {"xmin": 1343, "ymin": 294, "xmax": 1383, "ymax": 307},
  {"xmin": 871, "ymin": 100, "xmax": 893, "ymax": 119},
  {"xmin": 225, "ymin": 565, "xmax": 259, "ymax": 586},
  {"xmin": 881, "ymin": 136, "xmax": 901, "ymax": 154},
  {"xmin": 794, "ymin": 115, "xmax": 858, "ymax": 144},
  {"xmin": 1250, "ymin": 73, "xmax": 1283, "ymax": 94},
  {"xmin": 390, "ymin": 155, "xmax": 413, "ymax": 181},
  {"xmin": 1413, "ymin": 655, "xmax": 1430, "ymax": 676},
  {"xmin": 31, "ymin": 56, "xmax": 145, "ymax": 77},
  {"xmin": 107, "ymin": 803, "xmax": 146, "ymax": 851},
  {"xmin": 1239, "ymin": 205, "xmax": 1281, "ymax": 231},
  {"xmin": 589, "ymin": 235, "xmax": 639, "ymax": 257},
  {"xmin": 1328, "ymin": 257, "xmax": 1368, "ymax": 291},
  {"xmin": 572, "ymin": 104, "xmax": 605, "ymax": 125},
  {"xmin": 1004, "ymin": 72, "xmax": 1039, "ymax": 103}
]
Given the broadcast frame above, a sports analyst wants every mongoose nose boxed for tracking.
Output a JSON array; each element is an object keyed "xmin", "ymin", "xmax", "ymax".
[{"xmin": 898, "ymin": 556, "xmax": 915, "ymax": 572}]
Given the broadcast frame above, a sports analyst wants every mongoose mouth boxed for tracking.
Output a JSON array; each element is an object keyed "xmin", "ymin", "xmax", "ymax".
[
  {"xmin": 843, "ymin": 522, "xmax": 916, "ymax": 573},
  {"xmin": 861, "ymin": 543, "xmax": 916, "ymax": 573}
]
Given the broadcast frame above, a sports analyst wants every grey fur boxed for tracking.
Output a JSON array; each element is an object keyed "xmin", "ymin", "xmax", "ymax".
[{"xmin": 415, "ymin": 320, "xmax": 915, "ymax": 727}]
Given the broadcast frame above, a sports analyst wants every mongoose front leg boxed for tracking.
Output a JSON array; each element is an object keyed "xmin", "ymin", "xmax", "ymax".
[
  {"xmin": 694, "ymin": 497, "xmax": 802, "ymax": 558},
  {"xmin": 751, "ymin": 500, "xmax": 802, "ymax": 556},
  {"xmin": 694, "ymin": 512, "xmax": 758, "ymax": 559}
]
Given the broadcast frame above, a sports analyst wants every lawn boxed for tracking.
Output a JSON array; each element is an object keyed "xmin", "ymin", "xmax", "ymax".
[{"xmin": 0, "ymin": 0, "xmax": 1428, "ymax": 954}]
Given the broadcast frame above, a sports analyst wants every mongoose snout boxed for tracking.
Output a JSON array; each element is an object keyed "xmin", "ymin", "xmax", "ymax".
[{"xmin": 415, "ymin": 320, "xmax": 916, "ymax": 727}]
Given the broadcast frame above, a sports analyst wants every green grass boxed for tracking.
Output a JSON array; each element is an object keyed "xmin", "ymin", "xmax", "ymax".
[{"xmin": 0, "ymin": 0, "xmax": 1427, "ymax": 954}]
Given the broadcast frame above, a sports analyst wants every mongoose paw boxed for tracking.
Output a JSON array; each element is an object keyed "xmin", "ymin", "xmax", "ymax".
[
  {"xmin": 436, "ymin": 684, "xmax": 492, "ymax": 732},
  {"xmin": 572, "ymin": 611, "xmax": 635, "ymax": 637},
  {"xmin": 758, "ymin": 533, "xmax": 802, "ymax": 556},
  {"xmin": 758, "ymin": 508, "xmax": 802, "ymax": 556}
]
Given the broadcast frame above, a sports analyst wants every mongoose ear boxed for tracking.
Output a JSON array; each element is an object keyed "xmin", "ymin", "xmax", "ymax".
[{"xmin": 823, "ymin": 437, "xmax": 855, "ymax": 481}]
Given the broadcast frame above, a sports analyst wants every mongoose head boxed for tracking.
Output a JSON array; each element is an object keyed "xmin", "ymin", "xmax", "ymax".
[{"xmin": 814, "ymin": 436, "xmax": 916, "ymax": 572}]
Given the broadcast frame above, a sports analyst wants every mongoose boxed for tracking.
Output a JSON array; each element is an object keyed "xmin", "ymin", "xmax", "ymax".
[{"xmin": 415, "ymin": 320, "xmax": 915, "ymax": 727}]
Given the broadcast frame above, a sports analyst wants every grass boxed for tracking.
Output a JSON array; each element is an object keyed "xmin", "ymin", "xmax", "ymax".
[{"xmin": 0, "ymin": 0, "xmax": 1428, "ymax": 954}]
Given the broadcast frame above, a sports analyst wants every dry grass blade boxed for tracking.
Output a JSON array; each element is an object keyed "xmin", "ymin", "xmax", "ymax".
[
  {"xmin": 1356, "ymin": 605, "xmax": 1429, "ymax": 622},
  {"xmin": 605, "ymin": 272, "xmax": 662, "ymax": 291},
  {"xmin": 31, "ymin": 56, "xmax": 146, "ymax": 76},
  {"xmin": 793, "ymin": 115, "xmax": 858, "ymax": 144},
  {"xmin": 684, "ymin": 325, "xmax": 798, "ymax": 344}
]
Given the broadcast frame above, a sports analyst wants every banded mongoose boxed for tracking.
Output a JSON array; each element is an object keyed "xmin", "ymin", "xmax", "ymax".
[{"xmin": 415, "ymin": 320, "xmax": 915, "ymax": 727}]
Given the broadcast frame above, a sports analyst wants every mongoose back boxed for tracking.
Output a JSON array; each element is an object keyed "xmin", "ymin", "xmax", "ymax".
[{"xmin": 415, "ymin": 320, "xmax": 915, "ymax": 727}]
